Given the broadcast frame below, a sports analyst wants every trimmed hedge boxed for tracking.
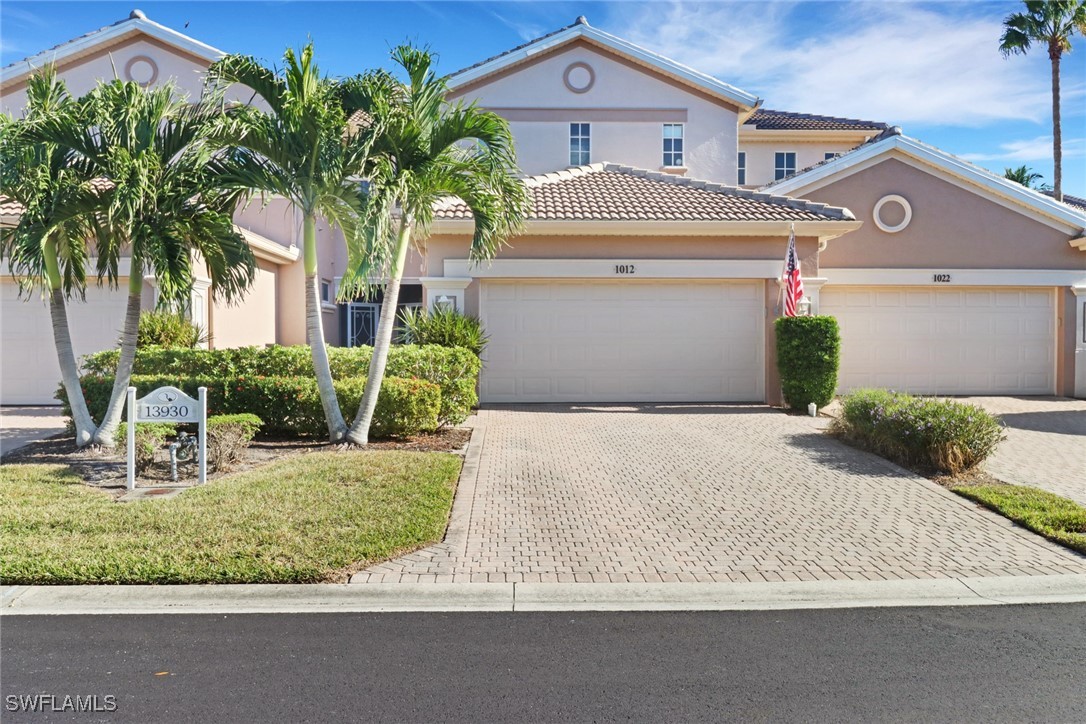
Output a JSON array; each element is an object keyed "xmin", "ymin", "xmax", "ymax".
[
  {"xmin": 775, "ymin": 316, "xmax": 840, "ymax": 410},
  {"xmin": 831, "ymin": 389, "xmax": 1004, "ymax": 474},
  {"xmin": 82, "ymin": 344, "xmax": 479, "ymax": 426},
  {"xmin": 63, "ymin": 374, "xmax": 440, "ymax": 439}
]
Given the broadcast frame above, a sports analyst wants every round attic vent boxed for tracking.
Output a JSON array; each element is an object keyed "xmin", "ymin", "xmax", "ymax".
[
  {"xmin": 873, "ymin": 194, "xmax": 912, "ymax": 233},
  {"xmin": 563, "ymin": 62, "xmax": 595, "ymax": 94},
  {"xmin": 124, "ymin": 55, "xmax": 159, "ymax": 87}
]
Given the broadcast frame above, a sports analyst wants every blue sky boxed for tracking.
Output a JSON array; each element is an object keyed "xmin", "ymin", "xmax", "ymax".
[{"xmin": 3, "ymin": 1, "xmax": 1085, "ymax": 196}]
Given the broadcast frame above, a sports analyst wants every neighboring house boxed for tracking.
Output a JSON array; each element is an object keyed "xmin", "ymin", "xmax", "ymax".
[{"xmin": 2, "ymin": 12, "xmax": 1084, "ymax": 407}]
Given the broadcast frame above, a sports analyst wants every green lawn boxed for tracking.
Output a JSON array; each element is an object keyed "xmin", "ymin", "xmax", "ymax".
[
  {"xmin": 952, "ymin": 484, "xmax": 1086, "ymax": 556},
  {"xmin": 1, "ymin": 451, "xmax": 461, "ymax": 584}
]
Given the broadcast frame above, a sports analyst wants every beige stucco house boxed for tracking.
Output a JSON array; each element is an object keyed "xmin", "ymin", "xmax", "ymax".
[{"xmin": 2, "ymin": 12, "xmax": 1084, "ymax": 406}]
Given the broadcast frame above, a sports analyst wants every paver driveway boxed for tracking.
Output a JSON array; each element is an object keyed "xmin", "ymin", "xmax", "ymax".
[
  {"xmin": 354, "ymin": 405, "xmax": 1086, "ymax": 583},
  {"xmin": 962, "ymin": 397, "xmax": 1086, "ymax": 506}
]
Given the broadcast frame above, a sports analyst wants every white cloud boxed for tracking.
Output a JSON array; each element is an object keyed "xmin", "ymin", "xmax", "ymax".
[
  {"xmin": 960, "ymin": 135, "xmax": 1086, "ymax": 162},
  {"xmin": 607, "ymin": 0, "xmax": 1073, "ymax": 127}
]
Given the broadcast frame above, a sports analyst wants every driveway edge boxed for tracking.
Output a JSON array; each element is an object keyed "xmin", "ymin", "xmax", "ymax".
[{"xmin": 4, "ymin": 575, "xmax": 1085, "ymax": 615}]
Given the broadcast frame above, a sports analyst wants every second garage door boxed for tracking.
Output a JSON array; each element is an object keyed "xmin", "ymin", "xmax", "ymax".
[
  {"xmin": 480, "ymin": 280, "xmax": 764, "ymax": 403},
  {"xmin": 821, "ymin": 286, "xmax": 1055, "ymax": 395}
]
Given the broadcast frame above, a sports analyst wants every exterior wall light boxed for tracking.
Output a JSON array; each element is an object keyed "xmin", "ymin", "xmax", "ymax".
[
  {"xmin": 434, "ymin": 295, "xmax": 455, "ymax": 311},
  {"xmin": 797, "ymin": 296, "xmax": 813, "ymax": 317}
]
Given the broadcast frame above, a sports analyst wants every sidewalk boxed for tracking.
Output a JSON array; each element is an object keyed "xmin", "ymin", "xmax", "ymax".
[
  {"xmin": 5, "ymin": 575, "xmax": 1086, "ymax": 615},
  {"xmin": 0, "ymin": 406, "xmax": 65, "ymax": 457}
]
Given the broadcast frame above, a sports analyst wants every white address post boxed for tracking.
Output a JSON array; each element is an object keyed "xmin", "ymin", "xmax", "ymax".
[{"xmin": 126, "ymin": 385, "xmax": 208, "ymax": 490}]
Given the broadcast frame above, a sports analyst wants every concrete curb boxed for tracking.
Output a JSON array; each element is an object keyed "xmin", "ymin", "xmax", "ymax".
[{"xmin": 4, "ymin": 575, "xmax": 1085, "ymax": 615}]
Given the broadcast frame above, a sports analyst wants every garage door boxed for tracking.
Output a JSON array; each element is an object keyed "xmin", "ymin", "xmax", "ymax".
[
  {"xmin": 1, "ymin": 280, "xmax": 128, "ymax": 405},
  {"xmin": 480, "ymin": 280, "xmax": 764, "ymax": 403},
  {"xmin": 821, "ymin": 286, "xmax": 1055, "ymax": 395}
]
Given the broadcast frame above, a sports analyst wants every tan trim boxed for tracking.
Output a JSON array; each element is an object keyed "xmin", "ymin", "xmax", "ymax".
[
  {"xmin": 449, "ymin": 38, "xmax": 742, "ymax": 113},
  {"xmin": 235, "ymin": 227, "xmax": 300, "ymax": 264},
  {"xmin": 430, "ymin": 218, "xmax": 861, "ymax": 239},
  {"xmin": 2, "ymin": 34, "xmax": 211, "ymax": 93},
  {"xmin": 1070, "ymin": 235, "xmax": 1086, "ymax": 251},
  {"xmin": 486, "ymin": 107, "xmax": 688, "ymax": 122}
]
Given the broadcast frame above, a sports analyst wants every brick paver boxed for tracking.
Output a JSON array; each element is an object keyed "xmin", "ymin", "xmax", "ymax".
[
  {"xmin": 354, "ymin": 405, "xmax": 1086, "ymax": 583},
  {"xmin": 962, "ymin": 397, "xmax": 1086, "ymax": 506}
]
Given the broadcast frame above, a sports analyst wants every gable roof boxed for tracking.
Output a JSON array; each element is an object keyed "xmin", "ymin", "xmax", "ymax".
[
  {"xmin": 446, "ymin": 17, "xmax": 760, "ymax": 111},
  {"xmin": 434, "ymin": 163, "xmax": 855, "ymax": 225},
  {"xmin": 763, "ymin": 130, "xmax": 1086, "ymax": 234},
  {"xmin": 744, "ymin": 108, "xmax": 888, "ymax": 132},
  {"xmin": 0, "ymin": 9, "xmax": 224, "ymax": 87}
]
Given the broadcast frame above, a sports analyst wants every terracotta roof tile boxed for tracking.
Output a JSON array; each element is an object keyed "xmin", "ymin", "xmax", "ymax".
[
  {"xmin": 434, "ymin": 163, "xmax": 854, "ymax": 223},
  {"xmin": 1043, "ymin": 190, "xmax": 1086, "ymax": 212},
  {"xmin": 745, "ymin": 109, "xmax": 888, "ymax": 132},
  {"xmin": 0, "ymin": 196, "xmax": 25, "ymax": 217}
]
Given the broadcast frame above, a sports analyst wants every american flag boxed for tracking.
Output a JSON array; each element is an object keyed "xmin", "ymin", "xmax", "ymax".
[{"xmin": 780, "ymin": 225, "xmax": 804, "ymax": 317}]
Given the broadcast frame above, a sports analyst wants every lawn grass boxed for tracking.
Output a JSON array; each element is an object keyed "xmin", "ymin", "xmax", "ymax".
[
  {"xmin": 0, "ymin": 451, "xmax": 461, "ymax": 584},
  {"xmin": 952, "ymin": 484, "xmax": 1086, "ymax": 556}
]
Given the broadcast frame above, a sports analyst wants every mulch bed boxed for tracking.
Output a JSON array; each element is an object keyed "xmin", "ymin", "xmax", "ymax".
[{"xmin": 2, "ymin": 427, "xmax": 473, "ymax": 494}]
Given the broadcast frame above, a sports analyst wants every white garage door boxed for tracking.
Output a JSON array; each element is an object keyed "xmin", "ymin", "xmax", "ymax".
[
  {"xmin": 1, "ymin": 280, "xmax": 128, "ymax": 405},
  {"xmin": 821, "ymin": 286, "xmax": 1055, "ymax": 395},
  {"xmin": 480, "ymin": 280, "xmax": 764, "ymax": 403}
]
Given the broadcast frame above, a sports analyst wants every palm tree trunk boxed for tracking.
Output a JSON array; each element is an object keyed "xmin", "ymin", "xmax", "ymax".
[
  {"xmin": 1050, "ymin": 48, "xmax": 1062, "ymax": 202},
  {"xmin": 92, "ymin": 262, "xmax": 143, "ymax": 448},
  {"xmin": 43, "ymin": 239, "xmax": 97, "ymax": 447},
  {"xmin": 346, "ymin": 216, "xmax": 411, "ymax": 446},
  {"xmin": 303, "ymin": 213, "xmax": 347, "ymax": 442}
]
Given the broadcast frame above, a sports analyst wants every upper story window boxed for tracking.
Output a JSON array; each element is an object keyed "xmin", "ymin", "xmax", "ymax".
[
  {"xmin": 774, "ymin": 152, "xmax": 797, "ymax": 181},
  {"xmin": 824, "ymin": 152, "xmax": 840, "ymax": 161},
  {"xmin": 321, "ymin": 279, "xmax": 333, "ymax": 304},
  {"xmin": 570, "ymin": 123, "xmax": 591, "ymax": 166},
  {"xmin": 662, "ymin": 123, "xmax": 684, "ymax": 167},
  {"xmin": 737, "ymin": 152, "xmax": 747, "ymax": 185}
]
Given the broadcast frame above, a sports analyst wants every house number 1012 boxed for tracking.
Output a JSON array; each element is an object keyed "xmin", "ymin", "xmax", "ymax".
[{"xmin": 615, "ymin": 264, "xmax": 636, "ymax": 275}]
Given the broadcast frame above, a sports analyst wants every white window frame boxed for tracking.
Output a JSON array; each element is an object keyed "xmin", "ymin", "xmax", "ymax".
[
  {"xmin": 824, "ymin": 152, "xmax": 840, "ymax": 161},
  {"xmin": 662, "ymin": 123, "xmax": 684, "ymax": 167},
  {"xmin": 774, "ymin": 151, "xmax": 797, "ymax": 181},
  {"xmin": 737, "ymin": 151, "xmax": 747, "ymax": 185},
  {"xmin": 569, "ymin": 122, "xmax": 591, "ymax": 166}
]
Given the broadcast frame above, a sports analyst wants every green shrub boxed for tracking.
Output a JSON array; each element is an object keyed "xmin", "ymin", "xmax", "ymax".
[
  {"xmin": 399, "ymin": 307, "xmax": 488, "ymax": 357},
  {"xmin": 135, "ymin": 311, "xmax": 206, "ymax": 349},
  {"xmin": 831, "ymin": 389, "xmax": 1004, "ymax": 474},
  {"xmin": 81, "ymin": 344, "xmax": 479, "ymax": 426},
  {"xmin": 775, "ymin": 316, "xmax": 840, "ymax": 410},
  {"xmin": 62, "ymin": 374, "xmax": 440, "ymax": 439},
  {"xmin": 206, "ymin": 414, "xmax": 262, "ymax": 471},
  {"xmin": 116, "ymin": 422, "xmax": 177, "ymax": 473}
]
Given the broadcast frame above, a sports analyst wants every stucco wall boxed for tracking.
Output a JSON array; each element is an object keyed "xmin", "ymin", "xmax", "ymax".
[
  {"xmin": 450, "ymin": 41, "xmax": 741, "ymax": 183},
  {"xmin": 738, "ymin": 140, "xmax": 861, "ymax": 188},
  {"xmin": 212, "ymin": 259, "xmax": 277, "ymax": 348},
  {"xmin": 811, "ymin": 158, "xmax": 1083, "ymax": 270},
  {"xmin": 424, "ymin": 231, "xmax": 820, "ymax": 319}
]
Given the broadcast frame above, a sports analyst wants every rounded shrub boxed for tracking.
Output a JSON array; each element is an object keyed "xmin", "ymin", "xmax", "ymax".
[{"xmin": 775, "ymin": 315, "xmax": 840, "ymax": 410}]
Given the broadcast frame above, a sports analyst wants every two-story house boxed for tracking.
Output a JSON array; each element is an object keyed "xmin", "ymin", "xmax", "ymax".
[{"xmin": 3, "ymin": 11, "xmax": 1084, "ymax": 407}]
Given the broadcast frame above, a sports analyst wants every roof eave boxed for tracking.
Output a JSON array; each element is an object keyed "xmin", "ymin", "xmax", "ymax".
[
  {"xmin": 447, "ymin": 24, "xmax": 759, "ymax": 111},
  {"xmin": 765, "ymin": 134, "xmax": 1086, "ymax": 235},
  {"xmin": 0, "ymin": 16, "xmax": 225, "ymax": 87},
  {"xmin": 430, "ymin": 218, "xmax": 861, "ymax": 239}
]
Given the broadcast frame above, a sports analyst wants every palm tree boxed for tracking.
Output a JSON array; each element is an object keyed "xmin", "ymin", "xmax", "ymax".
[
  {"xmin": 1000, "ymin": 0, "xmax": 1086, "ymax": 201},
  {"xmin": 206, "ymin": 44, "xmax": 377, "ymax": 442},
  {"xmin": 1003, "ymin": 164, "xmax": 1050, "ymax": 190},
  {"xmin": 342, "ymin": 46, "xmax": 527, "ymax": 446},
  {"xmin": 0, "ymin": 68, "xmax": 102, "ymax": 446},
  {"xmin": 35, "ymin": 78, "xmax": 257, "ymax": 447}
]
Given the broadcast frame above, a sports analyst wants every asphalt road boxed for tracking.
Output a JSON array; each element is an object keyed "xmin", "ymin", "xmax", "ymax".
[{"xmin": 3, "ymin": 604, "xmax": 1085, "ymax": 723}]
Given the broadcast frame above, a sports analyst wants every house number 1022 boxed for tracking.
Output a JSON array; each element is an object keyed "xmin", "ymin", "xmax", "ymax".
[{"xmin": 615, "ymin": 264, "xmax": 636, "ymax": 275}]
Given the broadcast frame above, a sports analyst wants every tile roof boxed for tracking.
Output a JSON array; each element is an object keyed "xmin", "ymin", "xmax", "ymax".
[
  {"xmin": 1043, "ymin": 190, "xmax": 1086, "ymax": 212},
  {"xmin": 434, "ymin": 163, "xmax": 855, "ymax": 223},
  {"xmin": 760, "ymin": 127, "xmax": 903, "ymax": 190},
  {"xmin": 0, "ymin": 196, "xmax": 24, "ymax": 217},
  {"xmin": 744, "ymin": 109, "xmax": 889, "ymax": 132}
]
